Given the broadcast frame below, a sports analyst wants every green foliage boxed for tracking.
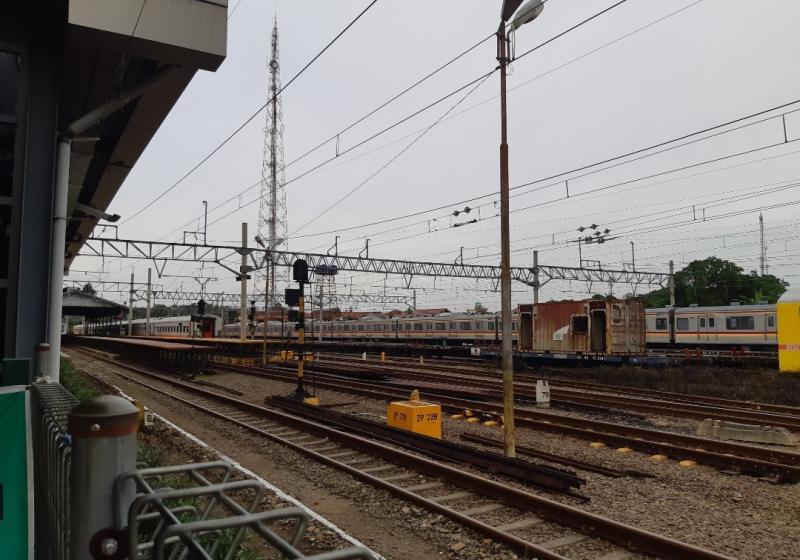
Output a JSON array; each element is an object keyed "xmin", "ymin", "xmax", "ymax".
[
  {"xmin": 59, "ymin": 359, "xmax": 99, "ymax": 403},
  {"xmin": 638, "ymin": 257, "xmax": 788, "ymax": 307}
]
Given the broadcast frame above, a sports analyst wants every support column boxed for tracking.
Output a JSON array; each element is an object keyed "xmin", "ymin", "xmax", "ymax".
[
  {"xmin": 145, "ymin": 268, "xmax": 152, "ymax": 336},
  {"xmin": 669, "ymin": 260, "xmax": 676, "ymax": 307},
  {"xmin": 46, "ymin": 137, "xmax": 72, "ymax": 381},
  {"xmin": 240, "ymin": 223, "xmax": 248, "ymax": 341},
  {"xmin": 128, "ymin": 273, "xmax": 134, "ymax": 336}
]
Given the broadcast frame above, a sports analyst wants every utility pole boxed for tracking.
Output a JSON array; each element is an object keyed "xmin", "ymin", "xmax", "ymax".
[
  {"xmin": 128, "ymin": 272, "xmax": 134, "ymax": 336},
  {"xmin": 497, "ymin": 19, "xmax": 516, "ymax": 459},
  {"xmin": 262, "ymin": 262, "xmax": 270, "ymax": 365},
  {"xmin": 630, "ymin": 241, "xmax": 636, "ymax": 272},
  {"xmin": 532, "ymin": 250, "xmax": 539, "ymax": 305},
  {"xmin": 145, "ymin": 268, "xmax": 152, "ymax": 336},
  {"xmin": 318, "ymin": 280, "xmax": 324, "ymax": 342},
  {"xmin": 759, "ymin": 213, "xmax": 766, "ymax": 276},
  {"xmin": 240, "ymin": 223, "xmax": 248, "ymax": 341},
  {"xmin": 669, "ymin": 260, "xmax": 676, "ymax": 307}
]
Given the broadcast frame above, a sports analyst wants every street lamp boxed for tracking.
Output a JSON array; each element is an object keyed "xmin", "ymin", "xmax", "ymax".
[{"xmin": 498, "ymin": 0, "xmax": 544, "ymax": 459}]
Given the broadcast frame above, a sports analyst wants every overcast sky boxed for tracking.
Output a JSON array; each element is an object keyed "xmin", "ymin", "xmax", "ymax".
[{"xmin": 70, "ymin": 0, "xmax": 800, "ymax": 312}]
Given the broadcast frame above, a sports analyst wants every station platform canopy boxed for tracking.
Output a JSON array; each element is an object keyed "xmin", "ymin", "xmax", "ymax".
[{"xmin": 62, "ymin": 289, "xmax": 127, "ymax": 319}]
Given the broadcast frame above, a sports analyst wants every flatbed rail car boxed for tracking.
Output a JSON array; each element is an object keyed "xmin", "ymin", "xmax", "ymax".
[{"xmin": 647, "ymin": 304, "xmax": 777, "ymax": 350}]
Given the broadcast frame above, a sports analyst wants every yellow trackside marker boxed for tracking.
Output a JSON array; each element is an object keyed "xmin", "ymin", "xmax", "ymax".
[
  {"xmin": 589, "ymin": 442, "xmax": 606, "ymax": 449},
  {"xmin": 380, "ymin": 351, "xmax": 386, "ymax": 363},
  {"xmin": 450, "ymin": 414, "xmax": 464, "ymax": 420},
  {"xmin": 650, "ymin": 454, "xmax": 669, "ymax": 462},
  {"xmin": 303, "ymin": 397, "xmax": 321, "ymax": 406},
  {"xmin": 616, "ymin": 447, "xmax": 633, "ymax": 454},
  {"xmin": 483, "ymin": 420, "xmax": 498, "ymax": 427},
  {"xmin": 466, "ymin": 417, "xmax": 480, "ymax": 424},
  {"xmin": 679, "ymin": 460, "xmax": 698, "ymax": 469},
  {"xmin": 463, "ymin": 409, "xmax": 473, "ymax": 417}
]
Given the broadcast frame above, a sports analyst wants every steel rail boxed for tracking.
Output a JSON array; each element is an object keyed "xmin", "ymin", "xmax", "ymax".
[
  {"xmin": 213, "ymin": 362, "xmax": 800, "ymax": 480},
  {"xmin": 236, "ymin": 356, "xmax": 800, "ymax": 432},
  {"xmin": 69, "ymin": 348, "xmax": 732, "ymax": 560}
]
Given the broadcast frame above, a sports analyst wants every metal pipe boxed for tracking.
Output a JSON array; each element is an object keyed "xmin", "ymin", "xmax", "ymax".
[
  {"xmin": 69, "ymin": 395, "xmax": 139, "ymax": 559},
  {"xmin": 497, "ymin": 24, "xmax": 516, "ymax": 458},
  {"xmin": 46, "ymin": 138, "xmax": 72, "ymax": 381},
  {"xmin": 47, "ymin": 65, "xmax": 179, "ymax": 377}
]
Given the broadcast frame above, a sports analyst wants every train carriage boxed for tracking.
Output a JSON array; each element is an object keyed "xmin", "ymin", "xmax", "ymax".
[{"xmin": 646, "ymin": 304, "xmax": 777, "ymax": 349}]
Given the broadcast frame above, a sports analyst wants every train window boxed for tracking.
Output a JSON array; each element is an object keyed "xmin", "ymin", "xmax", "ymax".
[
  {"xmin": 708, "ymin": 318, "xmax": 715, "ymax": 328},
  {"xmin": 512, "ymin": 322, "xmax": 517, "ymax": 331},
  {"xmin": 611, "ymin": 305, "xmax": 623, "ymax": 325},
  {"xmin": 726, "ymin": 316, "xmax": 754, "ymax": 330},
  {"xmin": 435, "ymin": 323, "xmax": 446, "ymax": 331},
  {"xmin": 449, "ymin": 322, "xmax": 457, "ymax": 329},
  {"xmin": 699, "ymin": 318, "xmax": 706, "ymax": 328},
  {"xmin": 460, "ymin": 321, "xmax": 472, "ymax": 330},
  {"xmin": 655, "ymin": 318, "xmax": 668, "ymax": 330},
  {"xmin": 414, "ymin": 323, "xmax": 424, "ymax": 331},
  {"xmin": 357, "ymin": 325, "xmax": 365, "ymax": 331},
  {"xmin": 767, "ymin": 315, "xmax": 775, "ymax": 328},
  {"xmin": 405, "ymin": 323, "xmax": 412, "ymax": 330},
  {"xmin": 571, "ymin": 315, "xmax": 588, "ymax": 334},
  {"xmin": 676, "ymin": 318, "xmax": 689, "ymax": 330}
]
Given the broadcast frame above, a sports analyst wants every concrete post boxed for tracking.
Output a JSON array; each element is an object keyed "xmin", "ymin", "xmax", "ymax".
[
  {"xmin": 145, "ymin": 268, "xmax": 152, "ymax": 336},
  {"xmin": 128, "ymin": 272, "xmax": 134, "ymax": 336},
  {"xmin": 669, "ymin": 260, "xmax": 676, "ymax": 307},
  {"xmin": 68, "ymin": 395, "xmax": 139, "ymax": 559},
  {"xmin": 532, "ymin": 250, "xmax": 539, "ymax": 305},
  {"xmin": 240, "ymin": 223, "xmax": 248, "ymax": 341}
]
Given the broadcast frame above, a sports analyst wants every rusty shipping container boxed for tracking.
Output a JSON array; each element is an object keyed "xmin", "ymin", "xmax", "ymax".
[{"xmin": 520, "ymin": 299, "xmax": 645, "ymax": 355}]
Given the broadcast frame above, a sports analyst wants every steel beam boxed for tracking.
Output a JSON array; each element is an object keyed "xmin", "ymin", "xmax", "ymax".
[{"xmin": 83, "ymin": 237, "xmax": 671, "ymax": 288}]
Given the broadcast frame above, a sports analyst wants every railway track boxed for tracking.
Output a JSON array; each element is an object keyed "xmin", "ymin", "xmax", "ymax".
[
  {"xmin": 303, "ymin": 355, "xmax": 800, "ymax": 431},
  {"xmin": 67, "ymin": 346, "xmax": 734, "ymax": 560},
  {"xmin": 209, "ymin": 361, "xmax": 800, "ymax": 481}
]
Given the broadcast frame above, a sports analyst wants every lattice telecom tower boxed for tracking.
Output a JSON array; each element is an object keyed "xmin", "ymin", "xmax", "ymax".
[{"xmin": 257, "ymin": 16, "xmax": 287, "ymax": 308}]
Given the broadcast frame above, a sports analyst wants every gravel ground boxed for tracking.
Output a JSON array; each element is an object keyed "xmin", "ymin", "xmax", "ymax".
[
  {"xmin": 196, "ymin": 364, "xmax": 800, "ymax": 560},
  {"xmin": 70, "ymin": 350, "xmax": 525, "ymax": 560}
]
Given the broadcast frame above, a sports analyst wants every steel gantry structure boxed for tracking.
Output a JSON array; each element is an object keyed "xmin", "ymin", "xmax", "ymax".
[{"xmin": 82, "ymin": 236, "xmax": 673, "ymax": 296}]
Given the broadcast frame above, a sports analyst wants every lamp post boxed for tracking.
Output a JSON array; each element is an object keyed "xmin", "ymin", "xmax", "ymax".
[{"xmin": 497, "ymin": 0, "xmax": 544, "ymax": 458}]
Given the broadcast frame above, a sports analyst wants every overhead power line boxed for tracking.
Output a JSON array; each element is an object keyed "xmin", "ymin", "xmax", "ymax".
[
  {"xmin": 157, "ymin": 0, "xmax": 634, "ymax": 242},
  {"xmin": 120, "ymin": 0, "xmax": 380, "ymax": 226},
  {"xmin": 297, "ymin": 100, "xmax": 800, "ymax": 243}
]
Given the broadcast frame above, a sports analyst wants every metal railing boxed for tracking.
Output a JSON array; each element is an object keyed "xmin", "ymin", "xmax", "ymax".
[
  {"xmin": 31, "ymin": 381, "xmax": 78, "ymax": 560},
  {"xmin": 117, "ymin": 461, "xmax": 372, "ymax": 560}
]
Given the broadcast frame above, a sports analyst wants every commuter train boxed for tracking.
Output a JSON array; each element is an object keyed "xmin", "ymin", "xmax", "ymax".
[
  {"xmin": 73, "ymin": 315, "xmax": 223, "ymax": 338},
  {"xmin": 74, "ymin": 304, "xmax": 779, "ymax": 351},
  {"xmin": 222, "ymin": 304, "xmax": 779, "ymax": 351},
  {"xmin": 646, "ymin": 304, "xmax": 776, "ymax": 348},
  {"xmin": 221, "ymin": 313, "xmax": 512, "ymax": 343}
]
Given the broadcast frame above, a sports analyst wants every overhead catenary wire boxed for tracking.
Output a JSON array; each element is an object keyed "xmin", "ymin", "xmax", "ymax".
[
  {"xmin": 120, "ymin": 0, "xmax": 380, "ymax": 226},
  {"xmin": 156, "ymin": 0, "xmax": 636, "ymax": 242},
  {"xmin": 290, "ymin": 72, "xmax": 495, "ymax": 235}
]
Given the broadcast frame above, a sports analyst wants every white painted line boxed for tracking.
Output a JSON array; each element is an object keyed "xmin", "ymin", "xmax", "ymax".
[{"xmin": 111, "ymin": 385, "xmax": 384, "ymax": 559}]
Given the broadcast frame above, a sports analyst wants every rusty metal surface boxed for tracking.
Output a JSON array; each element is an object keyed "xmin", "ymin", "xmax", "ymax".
[{"xmin": 532, "ymin": 299, "xmax": 645, "ymax": 355}]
